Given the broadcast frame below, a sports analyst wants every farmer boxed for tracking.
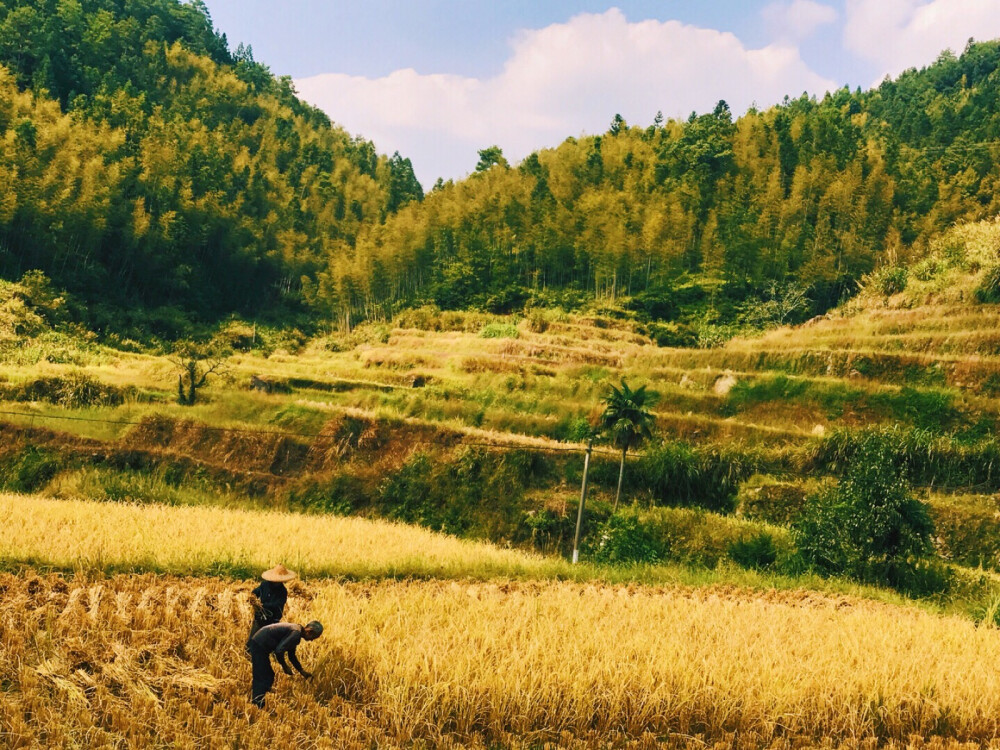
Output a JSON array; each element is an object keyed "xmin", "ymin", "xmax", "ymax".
[
  {"xmin": 248, "ymin": 564, "xmax": 297, "ymax": 642},
  {"xmin": 248, "ymin": 620, "xmax": 323, "ymax": 708}
]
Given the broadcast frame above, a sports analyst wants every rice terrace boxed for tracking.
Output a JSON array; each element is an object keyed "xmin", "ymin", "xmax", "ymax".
[{"xmin": 8, "ymin": 0, "xmax": 1000, "ymax": 747}]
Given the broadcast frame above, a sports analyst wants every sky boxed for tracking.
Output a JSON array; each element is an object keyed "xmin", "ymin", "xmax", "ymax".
[{"xmin": 201, "ymin": 0, "xmax": 1000, "ymax": 188}]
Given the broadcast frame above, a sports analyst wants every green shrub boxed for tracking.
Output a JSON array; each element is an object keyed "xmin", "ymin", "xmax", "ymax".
[
  {"xmin": 647, "ymin": 322, "xmax": 698, "ymax": 348},
  {"xmin": 286, "ymin": 474, "xmax": 367, "ymax": 515},
  {"xmin": 976, "ymin": 265, "xmax": 1000, "ymax": 303},
  {"xmin": 0, "ymin": 372, "xmax": 141, "ymax": 408},
  {"xmin": 868, "ymin": 266, "xmax": 909, "ymax": 296},
  {"xmin": 586, "ymin": 513, "xmax": 663, "ymax": 564},
  {"xmin": 794, "ymin": 432, "xmax": 941, "ymax": 595},
  {"xmin": 637, "ymin": 440, "xmax": 760, "ymax": 512},
  {"xmin": 925, "ymin": 495, "xmax": 1000, "ymax": 571},
  {"xmin": 727, "ymin": 532, "xmax": 779, "ymax": 570},
  {"xmin": 812, "ymin": 425, "xmax": 1000, "ymax": 490},
  {"xmin": 0, "ymin": 446, "xmax": 63, "ymax": 493},
  {"xmin": 735, "ymin": 475, "xmax": 812, "ymax": 525},
  {"xmin": 480, "ymin": 322, "xmax": 520, "ymax": 339},
  {"xmin": 378, "ymin": 448, "xmax": 530, "ymax": 539}
]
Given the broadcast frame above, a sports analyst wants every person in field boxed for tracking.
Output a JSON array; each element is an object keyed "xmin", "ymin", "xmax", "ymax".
[
  {"xmin": 248, "ymin": 620, "xmax": 323, "ymax": 708},
  {"xmin": 248, "ymin": 563, "xmax": 296, "ymax": 642}
]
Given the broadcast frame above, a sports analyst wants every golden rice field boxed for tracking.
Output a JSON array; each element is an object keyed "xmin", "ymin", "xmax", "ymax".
[
  {"xmin": 4, "ymin": 571, "xmax": 1000, "ymax": 749},
  {"xmin": 0, "ymin": 492, "xmax": 572, "ymax": 581},
  {"xmin": 0, "ymin": 492, "xmax": 924, "ymax": 606}
]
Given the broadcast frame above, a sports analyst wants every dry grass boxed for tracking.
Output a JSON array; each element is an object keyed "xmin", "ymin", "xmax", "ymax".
[{"xmin": 4, "ymin": 572, "xmax": 1000, "ymax": 748}]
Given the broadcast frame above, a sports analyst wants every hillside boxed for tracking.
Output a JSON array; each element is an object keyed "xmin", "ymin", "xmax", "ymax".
[
  {"xmin": 324, "ymin": 42, "xmax": 1000, "ymax": 326},
  {"xmin": 0, "ymin": 0, "xmax": 421, "ymax": 333},
  {"xmin": 3, "ymin": 0, "xmax": 1000, "ymax": 340}
]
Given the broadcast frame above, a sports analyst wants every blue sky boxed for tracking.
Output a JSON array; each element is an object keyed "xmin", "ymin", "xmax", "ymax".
[{"xmin": 202, "ymin": 1, "xmax": 1000, "ymax": 187}]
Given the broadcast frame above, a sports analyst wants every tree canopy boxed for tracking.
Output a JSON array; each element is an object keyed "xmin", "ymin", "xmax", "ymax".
[{"xmin": 2, "ymin": 0, "xmax": 1000, "ymax": 336}]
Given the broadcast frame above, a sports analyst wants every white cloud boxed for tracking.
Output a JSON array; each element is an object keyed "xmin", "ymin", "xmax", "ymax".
[
  {"xmin": 295, "ymin": 8, "xmax": 836, "ymax": 186},
  {"xmin": 845, "ymin": 0, "xmax": 1000, "ymax": 82},
  {"xmin": 762, "ymin": 0, "xmax": 838, "ymax": 41}
]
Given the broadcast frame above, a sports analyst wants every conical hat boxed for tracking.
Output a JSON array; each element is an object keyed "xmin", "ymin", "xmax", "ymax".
[{"xmin": 261, "ymin": 564, "xmax": 297, "ymax": 582}]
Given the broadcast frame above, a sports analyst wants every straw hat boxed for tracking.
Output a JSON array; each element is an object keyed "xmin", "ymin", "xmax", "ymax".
[{"xmin": 261, "ymin": 564, "xmax": 297, "ymax": 583}]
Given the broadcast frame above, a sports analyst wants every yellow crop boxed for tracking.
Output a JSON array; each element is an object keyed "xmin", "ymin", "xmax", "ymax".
[
  {"xmin": 5, "ymin": 573, "xmax": 1000, "ymax": 748},
  {"xmin": 0, "ymin": 492, "xmax": 569, "ymax": 580}
]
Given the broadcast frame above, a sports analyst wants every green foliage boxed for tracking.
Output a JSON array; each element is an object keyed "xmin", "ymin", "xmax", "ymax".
[
  {"xmin": 586, "ymin": 513, "xmax": 663, "ymax": 565},
  {"xmin": 586, "ymin": 507, "xmax": 795, "ymax": 569},
  {"xmin": 0, "ymin": 0, "xmax": 408, "ymax": 328},
  {"xmin": 0, "ymin": 271, "xmax": 68, "ymax": 340},
  {"xmin": 4, "ymin": 0, "xmax": 1000, "ymax": 335},
  {"xmin": 377, "ymin": 448, "xmax": 537, "ymax": 539},
  {"xmin": 599, "ymin": 378, "xmax": 658, "ymax": 509},
  {"xmin": 285, "ymin": 474, "xmax": 367, "ymax": 516},
  {"xmin": 794, "ymin": 432, "xmax": 940, "ymax": 594},
  {"xmin": 813, "ymin": 425, "xmax": 1000, "ymax": 490},
  {"xmin": 864, "ymin": 266, "xmax": 909, "ymax": 297},
  {"xmin": 599, "ymin": 379, "xmax": 657, "ymax": 454},
  {"xmin": 0, "ymin": 372, "xmax": 142, "ymax": 408},
  {"xmin": 638, "ymin": 441, "xmax": 760, "ymax": 513},
  {"xmin": 479, "ymin": 322, "xmax": 520, "ymax": 339},
  {"xmin": 975, "ymin": 265, "xmax": 1000, "ymax": 303},
  {"xmin": 0, "ymin": 445, "xmax": 62, "ymax": 493},
  {"xmin": 735, "ymin": 475, "xmax": 812, "ymax": 526},
  {"xmin": 727, "ymin": 532, "xmax": 779, "ymax": 570},
  {"xmin": 646, "ymin": 322, "xmax": 698, "ymax": 348}
]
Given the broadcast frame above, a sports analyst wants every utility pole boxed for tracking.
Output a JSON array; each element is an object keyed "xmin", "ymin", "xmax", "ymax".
[{"xmin": 572, "ymin": 438, "xmax": 593, "ymax": 564}]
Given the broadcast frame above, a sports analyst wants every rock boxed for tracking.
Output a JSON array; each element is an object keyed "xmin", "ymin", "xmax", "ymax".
[{"xmin": 713, "ymin": 373, "xmax": 738, "ymax": 396}]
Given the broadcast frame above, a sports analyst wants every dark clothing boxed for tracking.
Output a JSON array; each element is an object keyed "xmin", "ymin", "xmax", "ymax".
[
  {"xmin": 249, "ymin": 581, "xmax": 287, "ymax": 639},
  {"xmin": 250, "ymin": 622, "xmax": 308, "ymax": 676},
  {"xmin": 248, "ymin": 623, "xmax": 310, "ymax": 708},
  {"xmin": 248, "ymin": 641, "xmax": 274, "ymax": 708}
]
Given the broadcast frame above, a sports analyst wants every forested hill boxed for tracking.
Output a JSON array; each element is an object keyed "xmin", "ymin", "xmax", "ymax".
[
  {"xmin": 2, "ymin": 1, "xmax": 1000, "ymax": 336},
  {"xmin": 0, "ymin": 0, "xmax": 422, "ymax": 334},
  {"xmin": 315, "ymin": 41, "xmax": 1000, "ymax": 325}
]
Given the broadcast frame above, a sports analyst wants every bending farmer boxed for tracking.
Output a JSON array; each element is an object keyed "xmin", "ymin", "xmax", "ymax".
[{"xmin": 247, "ymin": 620, "xmax": 323, "ymax": 708}]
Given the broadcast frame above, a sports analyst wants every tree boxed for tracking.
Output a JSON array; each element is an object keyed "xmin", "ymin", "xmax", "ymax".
[
  {"xmin": 794, "ymin": 430, "xmax": 937, "ymax": 593},
  {"xmin": 475, "ymin": 145, "xmax": 508, "ymax": 173},
  {"xmin": 170, "ymin": 340, "xmax": 229, "ymax": 405},
  {"xmin": 599, "ymin": 379, "xmax": 658, "ymax": 511},
  {"xmin": 609, "ymin": 113, "xmax": 626, "ymax": 136}
]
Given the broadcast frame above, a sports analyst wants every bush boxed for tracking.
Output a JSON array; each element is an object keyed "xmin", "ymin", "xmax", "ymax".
[
  {"xmin": 0, "ymin": 446, "xmax": 63, "ymax": 493},
  {"xmin": 812, "ymin": 425, "xmax": 1000, "ymax": 490},
  {"xmin": 867, "ymin": 266, "xmax": 909, "ymax": 296},
  {"xmin": 378, "ymin": 448, "xmax": 531, "ymax": 539},
  {"xmin": 285, "ymin": 474, "xmax": 367, "ymax": 515},
  {"xmin": 625, "ymin": 288, "xmax": 677, "ymax": 321},
  {"xmin": 727, "ymin": 532, "xmax": 779, "ymax": 570},
  {"xmin": 480, "ymin": 322, "xmax": 520, "ymax": 339},
  {"xmin": 525, "ymin": 309, "xmax": 549, "ymax": 333},
  {"xmin": 586, "ymin": 513, "xmax": 663, "ymax": 564},
  {"xmin": 0, "ymin": 373, "xmax": 141, "ymax": 408},
  {"xmin": 647, "ymin": 322, "xmax": 698, "ymax": 348},
  {"xmin": 976, "ymin": 265, "xmax": 1000, "ymax": 303},
  {"xmin": 794, "ymin": 432, "xmax": 941, "ymax": 594},
  {"xmin": 638, "ymin": 441, "xmax": 760, "ymax": 513},
  {"xmin": 735, "ymin": 475, "xmax": 812, "ymax": 526}
]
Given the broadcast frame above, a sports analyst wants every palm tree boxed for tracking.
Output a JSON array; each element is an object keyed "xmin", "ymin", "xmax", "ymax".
[{"xmin": 599, "ymin": 379, "xmax": 658, "ymax": 511}]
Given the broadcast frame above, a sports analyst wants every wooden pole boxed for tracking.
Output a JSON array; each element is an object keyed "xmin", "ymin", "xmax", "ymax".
[{"xmin": 572, "ymin": 438, "xmax": 593, "ymax": 564}]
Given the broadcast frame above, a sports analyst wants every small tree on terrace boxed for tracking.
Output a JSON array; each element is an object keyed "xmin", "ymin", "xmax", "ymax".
[
  {"xmin": 600, "ymin": 379, "xmax": 658, "ymax": 511},
  {"xmin": 794, "ymin": 430, "xmax": 936, "ymax": 593},
  {"xmin": 171, "ymin": 339, "xmax": 229, "ymax": 406}
]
